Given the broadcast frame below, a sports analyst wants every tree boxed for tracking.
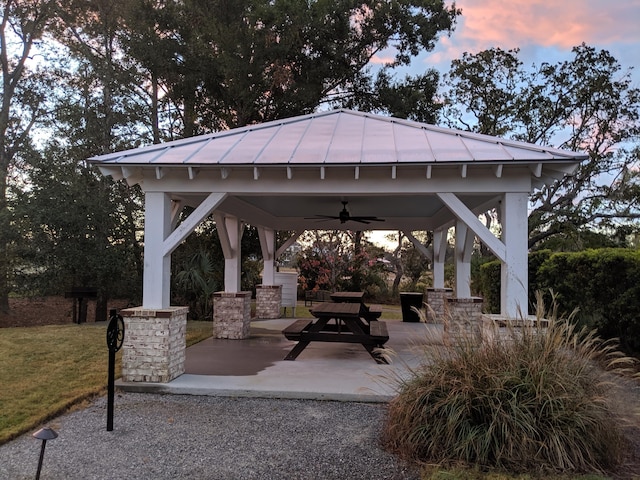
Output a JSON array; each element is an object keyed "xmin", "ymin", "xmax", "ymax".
[
  {"xmin": 120, "ymin": 0, "xmax": 460, "ymax": 134},
  {"xmin": 0, "ymin": 0, "xmax": 58, "ymax": 313},
  {"xmin": 442, "ymin": 45, "xmax": 640, "ymax": 249}
]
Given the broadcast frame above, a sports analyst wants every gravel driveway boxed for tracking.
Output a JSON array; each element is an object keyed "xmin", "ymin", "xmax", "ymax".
[{"xmin": 0, "ymin": 393, "xmax": 420, "ymax": 480}]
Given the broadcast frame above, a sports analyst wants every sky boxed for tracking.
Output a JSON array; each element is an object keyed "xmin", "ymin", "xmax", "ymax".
[
  {"xmin": 375, "ymin": 0, "xmax": 640, "ymax": 86},
  {"xmin": 368, "ymin": 0, "xmax": 640, "ymax": 248}
]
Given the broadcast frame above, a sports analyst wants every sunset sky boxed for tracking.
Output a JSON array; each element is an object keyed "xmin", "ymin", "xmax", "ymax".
[{"xmin": 377, "ymin": 0, "xmax": 640, "ymax": 84}]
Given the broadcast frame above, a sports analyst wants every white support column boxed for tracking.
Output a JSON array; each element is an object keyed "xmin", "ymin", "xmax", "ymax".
[
  {"xmin": 214, "ymin": 213, "xmax": 244, "ymax": 292},
  {"xmin": 143, "ymin": 192, "xmax": 172, "ymax": 308},
  {"xmin": 258, "ymin": 227, "xmax": 276, "ymax": 285},
  {"xmin": 432, "ymin": 228, "xmax": 448, "ymax": 288},
  {"xmin": 500, "ymin": 192, "xmax": 529, "ymax": 318},
  {"xmin": 454, "ymin": 221, "xmax": 474, "ymax": 298}
]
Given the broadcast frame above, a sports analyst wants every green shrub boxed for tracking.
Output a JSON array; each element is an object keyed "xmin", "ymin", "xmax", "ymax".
[
  {"xmin": 383, "ymin": 298, "xmax": 630, "ymax": 476},
  {"xmin": 479, "ymin": 249, "xmax": 640, "ymax": 354}
]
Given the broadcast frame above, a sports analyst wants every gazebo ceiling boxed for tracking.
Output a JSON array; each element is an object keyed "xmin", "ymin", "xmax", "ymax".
[{"xmin": 89, "ymin": 109, "xmax": 586, "ymax": 232}]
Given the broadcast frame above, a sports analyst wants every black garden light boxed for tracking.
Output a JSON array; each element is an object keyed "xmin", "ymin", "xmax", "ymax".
[{"xmin": 32, "ymin": 427, "xmax": 57, "ymax": 480}]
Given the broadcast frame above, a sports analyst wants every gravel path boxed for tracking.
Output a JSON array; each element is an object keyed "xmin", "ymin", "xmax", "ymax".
[{"xmin": 0, "ymin": 393, "xmax": 420, "ymax": 480}]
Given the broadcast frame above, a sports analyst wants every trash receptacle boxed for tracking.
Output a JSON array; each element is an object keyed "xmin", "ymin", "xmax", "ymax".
[{"xmin": 400, "ymin": 292, "xmax": 424, "ymax": 322}]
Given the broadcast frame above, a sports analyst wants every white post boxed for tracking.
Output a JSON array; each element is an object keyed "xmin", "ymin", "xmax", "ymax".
[
  {"xmin": 432, "ymin": 228, "xmax": 448, "ymax": 288},
  {"xmin": 258, "ymin": 227, "xmax": 276, "ymax": 285},
  {"xmin": 143, "ymin": 192, "xmax": 172, "ymax": 308},
  {"xmin": 224, "ymin": 216, "xmax": 244, "ymax": 293},
  {"xmin": 501, "ymin": 192, "xmax": 529, "ymax": 318},
  {"xmin": 454, "ymin": 221, "xmax": 473, "ymax": 298}
]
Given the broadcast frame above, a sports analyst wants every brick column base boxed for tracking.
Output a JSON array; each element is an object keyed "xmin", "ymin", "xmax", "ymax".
[
  {"xmin": 255, "ymin": 285, "xmax": 282, "ymax": 319},
  {"xmin": 120, "ymin": 306, "xmax": 189, "ymax": 383},
  {"xmin": 425, "ymin": 287, "xmax": 453, "ymax": 323},
  {"xmin": 213, "ymin": 291, "xmax": 252, "ymax": 339},
  {"xmin": 444, "ymin": 297, "xmax": 483, "ymax": 346}
]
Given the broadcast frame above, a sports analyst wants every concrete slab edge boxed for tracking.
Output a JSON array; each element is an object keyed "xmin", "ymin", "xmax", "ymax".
[{"xmin": 116, "ymin": 381, "xmax": 393, "ymax": 404}]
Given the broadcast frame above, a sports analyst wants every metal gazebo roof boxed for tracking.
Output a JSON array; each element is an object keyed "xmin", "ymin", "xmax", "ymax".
[{"xmin": 90, "ymin": 109, "xmax": 586, "ymax": 232}]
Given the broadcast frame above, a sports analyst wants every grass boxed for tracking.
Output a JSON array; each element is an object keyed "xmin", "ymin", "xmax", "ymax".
[{"xmin": 0, "ymin": 320, "xmax": 212, "ymax": 445}]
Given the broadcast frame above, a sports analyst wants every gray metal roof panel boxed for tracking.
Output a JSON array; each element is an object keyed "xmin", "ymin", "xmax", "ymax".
[{"xmin": 88, "ymin": 109, "xmax": 588, "ymax": 166}]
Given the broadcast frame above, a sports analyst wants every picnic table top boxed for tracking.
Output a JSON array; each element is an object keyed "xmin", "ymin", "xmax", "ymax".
[
  {"xmin": 310, "ymin": 302, "xmax": 361, "ymax": 317},
  {"xmin": 329, "ymin": 291, "xmax": 365, "ymax": 303}
]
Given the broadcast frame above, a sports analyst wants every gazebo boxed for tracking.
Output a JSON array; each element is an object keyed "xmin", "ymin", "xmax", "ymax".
[{"xmin": 90, "ymin": 109, "xmax": 586, "ymax": 383}]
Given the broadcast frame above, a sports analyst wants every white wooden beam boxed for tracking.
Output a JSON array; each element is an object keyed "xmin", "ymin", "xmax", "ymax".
[
  {"xmin": 432, "ymin": 228, "xmax": 448, "ymax": 288},
  {"xmin": 500, "ymin": 192, "xmax": 529, "ymax": 318},
  {"xmin": 142, "ymin": 192, "xmax": 172, "ymax": 308},
  {"xmin": 258, "ymin": 226, "xmax": 276, "ymax": 285},
  {"xmin": 162, "ymin": 192, "xmax": 227, "ymax": 257},
  {"xmin": 436, "ymin": 192, "xmax": 506, "ymax": 262},
  {"xmin": 275, "ymin": 231, "xmax": 303, "ymax": 259},
  {"xmin": 403, "ymin": 231, "xmax": 432, "ymax": 261}
]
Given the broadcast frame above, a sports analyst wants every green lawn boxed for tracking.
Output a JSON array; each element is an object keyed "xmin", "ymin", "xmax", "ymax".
[{"xmin": 0, "ymin": 320, "xmax": 212, "ymax": 445}]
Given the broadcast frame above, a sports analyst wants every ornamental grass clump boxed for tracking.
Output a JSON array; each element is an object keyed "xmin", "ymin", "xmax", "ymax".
[{"xmin": 383, "ymin": 293, "xmax": 634, "ymax": 476}]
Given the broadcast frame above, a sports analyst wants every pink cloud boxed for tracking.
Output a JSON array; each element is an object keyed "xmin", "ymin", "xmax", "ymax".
[{"xmin": 455, "ymin": 0, "xmax": 639, "ymax": 50}]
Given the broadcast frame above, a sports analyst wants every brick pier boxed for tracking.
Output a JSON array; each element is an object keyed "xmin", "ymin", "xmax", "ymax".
[{"xmin": 120, "ymin": 306, "xmax": 189, "ymax": 383}]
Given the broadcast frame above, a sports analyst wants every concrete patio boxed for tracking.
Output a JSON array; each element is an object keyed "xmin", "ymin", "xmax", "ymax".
[{"xmin": 117, "ymin": 318, "xmax": 443, "ymax": 403}]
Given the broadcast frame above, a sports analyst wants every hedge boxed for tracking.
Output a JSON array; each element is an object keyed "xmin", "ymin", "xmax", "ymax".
[{"xmin": 479, "ymin": 248, "xmax": 640, "ymax": 354}]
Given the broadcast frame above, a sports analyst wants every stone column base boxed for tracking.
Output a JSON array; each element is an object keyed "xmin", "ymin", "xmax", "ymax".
[
  {"xmin": 213, "ymin": 291, "xmax": 252, "ymax": 339},
  {"xmin": 255, "ymin": 285, "xmax": 282, "ymax": 319},
  {"xmin": 425, "ymin": 287, "xmax": 453, "ymax": 323},
  {"xmin": 120, "ymin": 306, "xmax": 189, "ymax": 383},
  {"xmin": 443, "ymin": 297, "xmax": 483, "ymax": 346}
]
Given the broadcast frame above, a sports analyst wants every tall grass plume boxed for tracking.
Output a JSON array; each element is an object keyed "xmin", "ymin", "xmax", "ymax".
[{"xmin": 383, "ymin": 292, "xmax": 637, "ymax": 476}]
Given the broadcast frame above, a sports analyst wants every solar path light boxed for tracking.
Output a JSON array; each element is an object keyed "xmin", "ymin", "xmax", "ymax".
[{"xmin": 32, "ymin": 426, "xmax": 57, "ymax": 480}]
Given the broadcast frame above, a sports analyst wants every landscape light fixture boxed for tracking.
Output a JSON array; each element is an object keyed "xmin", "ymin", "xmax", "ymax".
[{"xmin": 32, "ymin": 427, "xmax": 58, "ymax": 480}]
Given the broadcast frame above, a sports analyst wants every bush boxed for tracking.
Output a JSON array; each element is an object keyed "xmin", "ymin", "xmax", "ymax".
[{"xmin": 383, "ymin": 298, "xmax": 631, "ymax": 476}]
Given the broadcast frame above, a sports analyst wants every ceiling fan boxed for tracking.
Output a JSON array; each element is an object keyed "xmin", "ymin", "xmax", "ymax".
[{"xmin": 306, "ymin": 201, "xmax": 385, "ymax": 224}]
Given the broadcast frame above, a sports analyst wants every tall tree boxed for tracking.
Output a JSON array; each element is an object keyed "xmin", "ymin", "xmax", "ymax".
[
  {"xmin": 121, "ymin": 0, "xmax": 460, "ymax": 135},
  {"xmin": 442, "ymin": 45, "xmax": 640, "ymax": 249},
  {"xmin": 0, "ymin": 0, "xmax": 57, "ymax": 313}
]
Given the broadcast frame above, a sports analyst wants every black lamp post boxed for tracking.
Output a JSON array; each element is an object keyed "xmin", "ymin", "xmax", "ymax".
[{"xmin": 32, "ymin": 427, "xmax": 57, "ymax": 480}]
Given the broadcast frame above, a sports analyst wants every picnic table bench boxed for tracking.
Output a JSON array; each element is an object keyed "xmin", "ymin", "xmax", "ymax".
[{"xmin": 282, "ymin": 302, "xmax": 389, "ymax": 364}]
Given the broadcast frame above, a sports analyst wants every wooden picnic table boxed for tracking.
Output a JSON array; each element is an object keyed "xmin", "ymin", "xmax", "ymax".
[
  {"xmin": 282, "ymin": 302, "xmax": 389, "ymax": 364},
  {"xmin": 330, "ymin": 291, "xmax": 382, "ymax": 323}
]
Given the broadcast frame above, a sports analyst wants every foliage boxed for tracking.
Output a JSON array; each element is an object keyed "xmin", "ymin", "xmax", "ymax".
[
  {"xmin": 442, "ymin": 45, "xmax": 640, "ymax": 250},
  {"xmin": 479, "ymin": 249, "xmax": 640, "ymax": 354},
  {"xmin": 383, "ymin": 299, "xmax": 632, "ymax": 476},
  {"xmin": 0, "ymin": 0, "xmax": 60, "ymax": 313},
  {"xmin": 119, "ymin": 0, "xmax": 459, "ymax": 134},
  {"xmin": 296, "ymin": 230, "xmax": 389, "ymax": 299},
  {"xmin": 537, "ymin": 249, "xmax": 640, "ymax": 353}
]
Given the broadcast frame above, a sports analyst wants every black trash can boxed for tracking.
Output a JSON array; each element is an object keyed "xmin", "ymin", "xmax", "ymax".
[{"xmin": 400, "ymin": 292, "xmax": 424, "ymax": 322}]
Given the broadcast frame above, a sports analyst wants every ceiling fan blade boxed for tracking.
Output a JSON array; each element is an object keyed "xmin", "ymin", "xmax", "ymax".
[
  {"xmin": 352, "ymin": 216, "xmax": 385, "ymax": 222},
  {"xmin": 304, "ymin": 215, "xmax": 339, "ymax": 220}
]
